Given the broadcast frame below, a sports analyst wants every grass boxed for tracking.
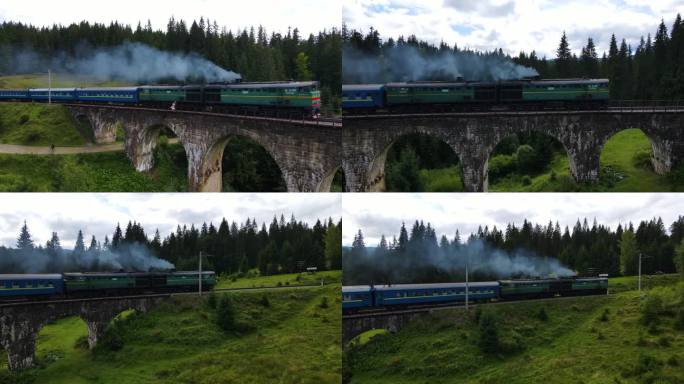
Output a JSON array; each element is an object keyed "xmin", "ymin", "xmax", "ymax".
[
  {"xmin": 1, "ymin": 285, "xmax": 341, "ymax": 384},
  {"xmin": 0, "ymin": 103, "xmax": 88, "ymax": 146},
  {"xmin": 345, "ymin": 274, "xmax": 684, "ymax": 384},
  {"xmin": 216, "ymin": 270, "xmax": 342, "ymax": 289},
  {"xmin": 0, "ymin": 142, "xmax": 187, "ymax": 192},
  {"xmin": 0, "ymin": 73, "xmax": 130, "ymax": 89},
  {"xmin": 410, "ymin": 129, "xmax": 682, "ymax": 192}
]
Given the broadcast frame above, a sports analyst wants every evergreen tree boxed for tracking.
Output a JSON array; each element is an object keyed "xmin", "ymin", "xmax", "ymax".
[
  {"xmin": 620, "ymin": 229, "xmax": 638, "ymax": 276},
  {"xmin": 16, "ymin": 221, "xmax": 34, "ymax": 250}
]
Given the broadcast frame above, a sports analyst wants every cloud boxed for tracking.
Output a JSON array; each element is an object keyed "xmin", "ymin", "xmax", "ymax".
[
  {"xmin": 343, "ymin": 193, "xmax": 684, "ymax": 246},
  {"xmin": 0, "ymin": 193, "xmax": 341, "ymax": 248},
  {"xmin": 344, "ymin": 0, "xmax": 684, "ymax": 57}
]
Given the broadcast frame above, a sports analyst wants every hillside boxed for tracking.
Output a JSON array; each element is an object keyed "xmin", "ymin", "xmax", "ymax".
[
  {"xmin": 1, "ymin": 285, "xmax": 341, "ymax": 384},
  {"xmin": 345, "ymin": 274, "xmax": 684, "ymax": 384}
]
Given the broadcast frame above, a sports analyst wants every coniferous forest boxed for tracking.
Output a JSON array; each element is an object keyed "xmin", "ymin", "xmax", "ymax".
[
  {"xmin": 0, "ymin": 18, "xmax": 342, "ymax": 112},
  {"xmin": 0, "ymin": 216, "xmax": 342, "ymax": 275},
  {"xmin": 343, "ymin": 216, "xmax": 684, "ymax": 285}
]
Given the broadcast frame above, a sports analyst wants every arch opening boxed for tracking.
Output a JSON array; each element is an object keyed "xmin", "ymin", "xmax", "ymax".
[
  {"xmin": 373, "ymin": 133, "xmax": 464, "ymax": 192},
  {"xmin": 141, "ymin": 124, "xmax": 188, "ymax": 191},
  {"xmin": 598, "ymin": 128, "xmax": 665, "ymax": 190},
  {"xmin": 74, "ymin": 115, "xmax": 96, "ymax": 143},
  {"xmin": 218, "ymin": 135, "xmax": 286, "ymax": 192},
  {"xmin": 33, "ymin": 316, "xmax": 89, "ymax": 369},
  {"xmin": 331, "ymin": 167, "xmax": 346, "ymax": 192},
  {"xmin": 487, "ymin": 131, "xmax": 573, "ymax": 191}
]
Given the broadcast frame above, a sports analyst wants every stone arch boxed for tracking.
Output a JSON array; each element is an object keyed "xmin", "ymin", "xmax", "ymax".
[
  {"xmin": 366, "ymin": 131, "xmax": 465, "ymax": 192},
  {"xmin": 483, "ymin": 129, "xmax": 575, "ymax": 190},
  {"xmin": 199, "ymin": 133, "xmax": 287, "ymax": 192},
  {"xmin": 317, "ymin": 166, "xmax": 346, "ymax": 192},
  {"xmin": 599, "ymin": 127, "xmax": 672, "ymax": 175},
  {"xmin": 128, "ymin": 122, "xmax": 185, "ymax": 172}
]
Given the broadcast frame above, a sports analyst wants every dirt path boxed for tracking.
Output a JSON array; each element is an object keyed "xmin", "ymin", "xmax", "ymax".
[{"xmin": 0, "ymin": 138, "xmax": 180, "ymax": 155}]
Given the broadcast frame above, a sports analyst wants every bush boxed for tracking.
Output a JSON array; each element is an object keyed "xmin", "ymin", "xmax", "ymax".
[
  {"xmin": 488, "ymin": 154, "xmax": 516, "ymax": 181},
  {"xmin": 478, "ymin": 310, "xmax": 500, "ymax": 353},
  {"xmin": 207, "ymin": 292, "xmax": 217, "ymax": 309},
  {"xmin": 536, "ymin": 307, "xmax": 549, "ymax": 321},
  {"xmin": 632, "ymin": 150, "xmax": 652, "ymax": 170},
  {"xmin": 319, "ymin": 296, "xmax": 329, "ymax": 309},
  {"xmin": 474, "ymin": 306, "xmax": 483, "ymax": 323},
  {"xmin": 599, "ymin": 309, "xmax": 609, "ymax": 322},
  {"xmin": 19, "ymin": 114, "xmax": 29, "ymax": 124},
  {"xmin": 99, "ymin": 322, "xmax": 124, "ymax": 351},
  {"xmin": 73, "ymin": 335, "xmax": 89, "ymax": 350},
  {"xmin": 641, "ymin": 293, "xmax": 664, "ymax": 325},
  {"xmin": 657, "ymin": 336, "xmax": 671, "ymax": 347},
  {"xmin": 667, "ymin": 355, "xmax": 679, "ymax": 367},
  {"xmin": 216, "ymin": 295, "xmax": 237, "ymax": 332},
  {"xmin": 516, "ymin": 144, "xmax": 536, "ymax": 174},
  {"xmin": 521, "ymin": 175, "xmax": 532, "ymax": 186},
  {"xmin": 259, "ymin": 295, "xmax": 270, "ymax": 307},
  {"xmin": 634, "ymin": 354, "xmax": 661, "ymax": 376}
]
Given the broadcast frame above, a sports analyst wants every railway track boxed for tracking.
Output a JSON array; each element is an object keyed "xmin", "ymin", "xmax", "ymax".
[
  {"xmin": 0, "ymin": 282, "xmax": 332, "ymax": 308},
  {"xmin": 343, "ymin": 293, "xmax": 612, "ymax": 319}
]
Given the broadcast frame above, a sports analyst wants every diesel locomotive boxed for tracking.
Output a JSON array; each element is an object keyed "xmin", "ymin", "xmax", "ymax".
[
  {"xmin": 0, "ymin": 271, "xmax": 216, "ymax": 302},
  {"xmin": 342, "ymin": 78, "xmax": 610, "ymax": 114},
  {"xmin": 342, "ymin": 276, "xmax": 608, "ymax": 312},
  {"xmin": 0, "ymin": 81, "xmax": 321, "ymax": 117}
]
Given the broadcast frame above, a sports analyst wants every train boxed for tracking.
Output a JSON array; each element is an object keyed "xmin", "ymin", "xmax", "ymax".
[
  {"xmin": 0, "ymin": 271, "xmax": 216, "ymax": 301},
  {"xmin": 0, "ymin": 81, "xmax": 321, "ymax": 117},
  {"xmin": 342, "ymin": 277, "xmax": 608, "ymax": 311},
  {"xmin": 341, "ymin": 78, "xmax": 610, "ymax": 114}
]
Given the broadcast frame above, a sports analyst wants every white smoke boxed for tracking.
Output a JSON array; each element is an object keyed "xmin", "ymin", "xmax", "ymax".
[
  {"xmin": 343, "ymin": 45, "xmax": 539, "ymax": 83},
  {"xmin": 5, "ymin": 41, "xmax": 241, "ymax": 83}
]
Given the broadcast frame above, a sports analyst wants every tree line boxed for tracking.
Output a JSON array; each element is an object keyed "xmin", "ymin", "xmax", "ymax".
[
  {"xmin": 344, "ymin": 16, "xmax": 684, "ymax": 100},
  {"xmin": 343, "ymin": 216, "xmax": 684, "ymax": 285},
  {"xmin": 0, "ymin": 18, "xmax": 341, "ymax": 113},
  {"xmin": 0, "ymin": 215, "xmax": 342, "ymax": 275}
]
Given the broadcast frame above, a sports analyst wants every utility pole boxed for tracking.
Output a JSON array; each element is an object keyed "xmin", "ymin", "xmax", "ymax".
[
  {"xmin": 198, "ymin": 251, "xmax": 213, "ymax": 296},
  {"xmin": 48, "ymin": 69, "xmax": 52, "ymax": 104},
  {"xmin": 465, "ymin": 254, "xmax": 469, "ymax": 311}
]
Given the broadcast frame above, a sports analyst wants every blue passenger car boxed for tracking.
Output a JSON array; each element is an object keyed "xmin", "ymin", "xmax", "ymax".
[
  {"xmin": 373, "ymin": 282, "xmax": 500, "ymax": 306},
  {"xmin": 28, "ymin": 88, "xmax": 77, "ymax": 101},
  {"xmin": 76, "ymin": 87, "xmax": 139, "ymax": 103},
  {"xmin": 342, "ymin": 84, "xmax": 385, "ymax": 109},
  {"xmin": 342, "ymin": 285, "xmax": 373, "ymax": 310},
  {"xmin": 0, "ymin": 89, "xmax": 29, "ymax": 101},
  {"xmin": 0, "ymin": 274, "xmax": 64, "ymax": 297}
]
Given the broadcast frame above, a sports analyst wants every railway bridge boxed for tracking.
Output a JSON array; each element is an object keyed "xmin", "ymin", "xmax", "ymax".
[
  {"xmin": 342, "ymin": 108, "xmax": 684, "ymax": 192},
  {"xmin": 66, "ymin": 105, "xmax": 342, "ymax": 192},
  {"xmin": 0, "ymin": 294, "xmax": 169, "ymax": 370}
]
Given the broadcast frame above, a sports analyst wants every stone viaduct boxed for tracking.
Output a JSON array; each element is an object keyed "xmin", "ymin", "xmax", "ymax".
[
  {"xmin": 342, "ymin": 110, "xmax": 684, "ymax": 192},
  {"xmin": 67, "ymin": 105, "xmax": 342, "ymax": 192},
  {"xmin": 0, "ymin": 295, "xmax": 169, "ymax": 370}
]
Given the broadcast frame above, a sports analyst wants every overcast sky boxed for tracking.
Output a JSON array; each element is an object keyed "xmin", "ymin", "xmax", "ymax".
[
  {"xmin": 343, "ymin": 193, "xmax": 684, "ymax": 246},
  {"xmin": 343, "ymin": 0, "xmax": 684, "ymax": 58},
  {"xmin": 0, "ymin": 193, "xmax": 341, "ymax": 249},
  {"xmin": 0, "ymin": 0, "xmax": 339, "ymax": 36}
]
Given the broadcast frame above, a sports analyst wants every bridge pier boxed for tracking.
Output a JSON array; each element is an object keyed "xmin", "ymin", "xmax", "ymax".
[{"xmin": 0, "ymin": 318, "xmax": 39, "ymax": 370}]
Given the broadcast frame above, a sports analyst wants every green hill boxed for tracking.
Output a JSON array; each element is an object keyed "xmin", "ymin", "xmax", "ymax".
[
  {"xmin": 345, "ymin": 275, "xmax": 684, "ymax": 384},
  {"xmin": 1, "ymin": 285, "xmax": 341, "ymax": 384}
]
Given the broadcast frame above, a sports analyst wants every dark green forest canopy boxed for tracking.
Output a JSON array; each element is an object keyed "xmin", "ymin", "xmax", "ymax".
[
  {"xmin": 0, "ymin": 215, "xmax": 343, "ymax": 275},
  {"xmin": 343, "ymin": 15, "xmax": 684, "ymax": 100},
  {"xmin": 343, "ymin": 216, "xmax": 684, "ymax": 285},
  {"xmin": 0, "ymin": 18, "xmax": 341, "ymax": 98}
]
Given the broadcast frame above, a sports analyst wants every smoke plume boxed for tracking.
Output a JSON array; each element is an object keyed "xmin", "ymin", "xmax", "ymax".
[
  {"xmin": 343, "ymin": 45, "xmax": 538, "ymax": 83},
  {"xmin": 0, "ymin": 242, "xmax": 174, "ymax": 273},
  {"xmin": 4, "ymin": 41, "xmax": 241, "ymax": 83}
]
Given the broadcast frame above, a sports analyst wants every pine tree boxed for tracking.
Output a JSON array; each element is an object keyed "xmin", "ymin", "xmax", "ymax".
[
  {"xmin": 555, "ymin": 32, "xmax": 573, "ymax": 77},
  {"xmin": 16, "ymin": 221, "xmax": 34, "ymax": 250},
  {"xmin": 620, "ymin": 230, "xmax": 638, "ymax": 275}
]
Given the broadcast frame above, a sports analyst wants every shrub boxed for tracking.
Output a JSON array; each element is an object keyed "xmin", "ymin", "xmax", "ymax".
[
  {"xmin": 73, "ymin": 335, "xmax": 89, "ymax": 350},
  {"xmin": 536, "ymin": 307, "xmax": 549, "ymax": 321},
  {"xmin": 488, "ymin": 154, "xmax": 516, "ymax": 181},
  {"xmin": 19, "ymin": 114, "xmax": 29, "ymax": 124},
  {"xmin": 499, "ymin": 330, "xmax": 525, "ymax": 353},
  {"xmin": 259, "ymin": 295, "xmax": 270, "ymax": 307},
  {"xmin": 319, "ymin": 296, "xmax": 329, "ymax": 309},
  {"xmin": 216, "ymin": 295, "xmax": 237, "ymax": 332},
  {"xmin": 634, "ymin": 354, "xmax": 661, "ymax": 376},
  {"xmin": 641, "ymin": 293, "xmax": 664, "ymax": 325},
  {"xmin": 99, "ymin": 322, "xmax": 124, "ymax": 351},
  {"xmin": 667, "ymin": 355, "xmax": 679, "ymax": 367},
  {"xmin": 632, "ymin": 150, "xmax": 652, "ymax": 170},
  {"xmin": 478, "ymin": 310, "xmax": 500, "ymax": 353},
  {"xmin": 658, "ymin": 336, "xmax": 671, "ymax": 347},
  {"xmin": 207, "ymin": 292, "xmax": 217, "ymax": 309},
  {"xmin": 516, "ymin": 144, "xmax": 536, "ymax": 174},
  {"xmin": 474, "ymin": 306, "xmax": 483, "ymax": 323},
  {"xmin": 521, "ymin": 175, "xmax": 532, "ymax": 186},
  {"xmin": 599, "ymin": 309, "xmax": 609, "ymax": 322}
]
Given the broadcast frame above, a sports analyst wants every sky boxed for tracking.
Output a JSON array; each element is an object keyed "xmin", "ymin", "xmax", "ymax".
[
  {"xmin": 0, "ymin": 0, "xmax": 339, "ymax": 36},
  {"xmin": 343, "ymin": 0, "xmax": 684, "ymax": 58},
  {"xmin": 342, "ymin": 193, "xmax": 684, "ymax": 246},
  {"xmin": 0, "ymin": 193, "xmax": 341, "ymax": 249}
]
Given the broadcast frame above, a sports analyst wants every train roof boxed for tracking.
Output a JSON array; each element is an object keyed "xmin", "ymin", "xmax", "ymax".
[
  {"xmin": 342, "ymin": 84, "xmax": 385, "ymax": 91},
  {"xmin": 375, "ymin": 282, "xmax": 499, "ymax": 291},
  {"xmin": 385, "ymin": 82, "xmax": 468, "ymax": 88},
  {"xmin": 0, "ymin": 274, "xmax": 63, "ymax": 280},
  {"xmin": 499, "ymin": 278, "xmax": 578, "ymax": 284},
  {"xmin": 528, "ymin": 78, "xmax": 609, "ymax": 85},
  {"xmin": 77, "ymin": 87, "xmax": 139, "ymax": 91},
  {"xmin": 170, "ymin": 271, "xmax": 216, "ymax": 275},
  {"xmin": 63, "ymin": 272, "xmax": 173, "ymax": 277},
  {"xmin": 222, "ymin": 81, "xmax": 319, "ymax": 89},
  {"xmin": 342, "ymin": 285, "xmax": 372, "ymax": 293},
  {"xmin": 29, "ymin": 88, "xmax": 77, "ymax": 92}
]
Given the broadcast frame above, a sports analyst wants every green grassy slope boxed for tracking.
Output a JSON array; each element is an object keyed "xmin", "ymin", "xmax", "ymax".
[
  {"xmin": 1, "ymin": 285, "xmax": 341, "ymax": 384},
  {"xmin": 0, "ymin": 143, "xmax": 187, "ymax": 192},
  {"xmin": 345, "ymin": 275, "xmax": 684, "ymax": 384},
  {"xmin": 0, "ymin": 103, "xmax": 88, "ymax": 146},
  {"xmin": 216, "ymin": 270, "xmax": 342, "ymax": 289}
]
